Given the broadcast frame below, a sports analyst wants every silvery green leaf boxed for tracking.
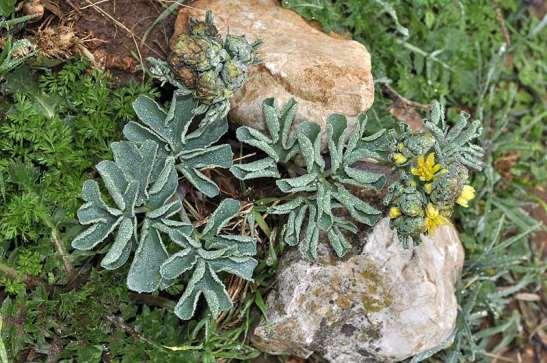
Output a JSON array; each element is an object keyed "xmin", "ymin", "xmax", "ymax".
[
  {"xmin": 262, "ymin": 99, "xmax": 280, "ymax": 143},
  {"xmin": 346, "ymin": 129, "xmax": 390, "ymax": 163},
  {"xmin": 173, "ymin": 261, "xmax": 232, "ymax": 320},
  {"xmin": 184, "ymin": 115, "xmax": 228, "ymax": 150},
  {"xmin": 76, "ymin": 180, "xmax": 121, "ymax": 225},
  {"xmin": 327, "ymin": 225, "xmax": 352, "ymax": 257},
  {"xmin": 128, "ymin": 94, "xmax": 196, "ymax": 154},
  {"xmin": 276, "ymin": 173, "xmax": 318, "ymax": 193},
  {"xmin": 202, "ymin": 198, "xmax": 240, "ymax": 237},
  {"xmin": 208, "ymin": 235, "xmax": 257, "ymax": 256},
  {"xmin": 430, "ymin": 100, "xmax": 445, "ymax": 129},
  {"xmin": 297, "ymin": 121, "xmax": 322, "ymax": 173},
  {"xmin": 209, "ymin": 256, "xmax": 257, "ymax": 281},
  {"xmin": 126, "ymin": 93, "xmax": 232, "ymax": 193},
  {"xmin": 316, "ymin": 182, "xmax": 333, "ymax": 231},
  {"xmin": 277, "ymin": 98, "xmax": 298, "ymax": 150},
  {"xmin": 178, "ymin": 144, "xmax": 233, "ymax": 169},
  {"xmin": 111, "ymin": 140, "xmax": 158, "ymax": 206},
  {"xmin": 345, "ymin": 114, "xmax": 367, "ymax": 156},
  {"xmin": 445, "ymin": 117, "xmax": 467, "ymax": 142},
  {"xmin": 159, "ymin": 199, "xmax": 257, "ymax": 320},
  {"xmin": 147, "ymin": 157, "xmax": 178, "ymax": 210},
  {"xmin": 147, "ymin": 57, "xmax": 188, "ymax": 90},
  {"xmin": 327, "ymin": 114, "xmax": 348, "ymax": 173},
  {"xmin": 178, "ymin": 167, "xmax": 220, "ymax": 198},
  {"xmin": 165, "ymin": 224, "xmax": 196, "ymax": 248},
  {"xmin": 236, "ymin": 126, "xmax": 278, "ymax": 161},
  {"xmin": 127, "ymin": 222, "xmax": 171, "ymax": 293},
  {"xmin": 298, "ymin": 204, "xmax": 319, "ymax": 260},
  {"xmin": 100, "ymin": 217, "xmax": 135, "ymax": 270},
  {"xmin": 283, "ymin": 204, "xmax": 307, "ymax": 246},
  {"xmin": 234, "ymin": 98, "xmax": 298, "ymax": 168},
  {"xmin": 95, "ymin": 160, "xmax": 127, "ymax": 210},
  {"xmin": 72, "ymin": 179, "xmax": 138, "ymax": 251},
  {"xmin": 177, "ymin": 145, "xmax": 233, "ymax": 197},
  {"xmin": 338, "ymin": 166, "xmax": 385, "ymax": 190},
  {"xmin": 71, "ymin": 217, "xmax": 123, "ymax": 251},
  {"xmin": 230, "ymin": 157, "xmax": 280, "ymax": 180},
  {"xmin": 160, "ymin": 248, "xmax": 199, "ymax": 280},
  {"xmin": 333, "ymin": 185, "xmax": 382, "ymax": 226},
  {"xmin": 267, "ymin": 197, "xmax": 306, "ymax": 215}
]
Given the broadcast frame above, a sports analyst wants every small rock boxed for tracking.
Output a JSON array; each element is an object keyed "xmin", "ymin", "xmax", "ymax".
[
  {"xmin": 172, "ymin": 0, "xmax": 374, "ymax": 146},
  {"xmin": 252, "ymin": 219, "xmax": 464, "ymax": 362}
]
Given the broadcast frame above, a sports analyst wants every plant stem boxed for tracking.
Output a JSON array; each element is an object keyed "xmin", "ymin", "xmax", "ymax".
[
  {"xmin": 42, "ymin": 217, "xmax": 76, "ymax": 279},
  {"xmin": 51, "ymin": 227, "xmax": 76, "ymax": 279}
]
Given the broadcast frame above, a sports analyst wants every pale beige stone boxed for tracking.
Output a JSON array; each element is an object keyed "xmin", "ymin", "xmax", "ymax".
[
  {"xmin": 252, "ymin": 218, "xmax": 464, "ymax": 362},
  {"xmin": 173, "ymin": 0, "xmax": 375, "ymax": 146}
]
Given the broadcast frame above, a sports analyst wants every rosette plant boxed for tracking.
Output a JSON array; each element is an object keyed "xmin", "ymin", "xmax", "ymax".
[
  {"xmin": 385, "ymin": 101, "xmax": 484, "ymax": 243},
  {"xmin": 160, "ymin": 199, "xmax": 257, "ymax": 320},
  {"xmin": 231, "ymin": 98, "xmax": 386, "ymax": 260},
  {"xmin": 72, "ymin": 140, "xmax": 184, "ymax": 292},
  {"xmin": 72, "ymin": 89, "xmax": 257, "ymax": 319},
  {"xmin": 124, "ymin": 93, "xmax": 233, "ymax": 197}
]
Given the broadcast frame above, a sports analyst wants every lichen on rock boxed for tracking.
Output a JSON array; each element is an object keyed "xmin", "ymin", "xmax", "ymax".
[{"xmin": 252, "ymin": 218, "xmax": 464, "ymax": 362}]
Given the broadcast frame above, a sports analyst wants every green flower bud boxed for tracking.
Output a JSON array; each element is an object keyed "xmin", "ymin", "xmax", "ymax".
[
  {"xmin": 430, "ymin": 163, "xmax": 468, "ymax": 205},
  {"xmin": 393, "ymin": 216, "xmax": 425, "ymax": 237},
  {"xmin": 402, "ymin": 132, "xmax": 435, "ymax": 156},
  {"xmin": 168, "ymin": 11, "xmax": 259, "ymax": 107},
  {"xmin": 397, "ymin": 191, "xmax": 425, "ymax": 217}
]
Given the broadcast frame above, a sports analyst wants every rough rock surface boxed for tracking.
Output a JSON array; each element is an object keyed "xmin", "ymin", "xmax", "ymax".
[
  {"xmin": 252, "ymin": 218, "xmax": 464, "ymax": 362},
  {"xmin": 173, "ymin": 0, "xmax": 374, "ymax": 145}
]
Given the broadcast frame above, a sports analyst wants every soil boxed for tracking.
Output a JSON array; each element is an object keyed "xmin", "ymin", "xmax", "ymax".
[{"xmin": 60, "ymin": 0, "xmax": 177, "ymax": 83}]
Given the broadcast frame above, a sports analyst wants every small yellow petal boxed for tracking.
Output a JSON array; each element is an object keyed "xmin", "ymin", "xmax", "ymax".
[
  {"xmin": 424, "ymin": 183, "xmax": 433, "ymax": 194},
  {"xmin": 411, "ymin": 153, "xmax": 444, "ymax": 182},
  {"xmin": 461, "ymin": 185, "xmax": 476, "ymax": 199},
  {"xmin": 456, "ymin": 185, "xmax": 476, "ymax": 208},
  {"xmin": 393, "ymin": 153, "xmax": 407, "ymax": 166},
  {"xmin": 424, "ymin": 203, "xmax": 449, "ymax": 233},
  {"xmin": 389, "ymin": 207, "xmax": 401, "ymax": 219},
  {"xmin": 456, "ymin": 196, "xmax": 469, "ymax": 208}
]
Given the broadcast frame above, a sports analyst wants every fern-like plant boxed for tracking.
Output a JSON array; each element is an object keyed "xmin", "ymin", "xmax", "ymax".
[
  {"xmin": 160, "ymin": 199, "xmax": 257, "ymax": 320},
  {"xmin": 231, "ymin": 98, "xmax": 385, "ymax": 260}
]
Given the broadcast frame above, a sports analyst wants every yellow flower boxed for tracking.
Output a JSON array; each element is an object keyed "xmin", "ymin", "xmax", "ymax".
[
  {"xmin": 389, "ymin": 207, "xmax": 401, "ymax": 219},
  {"xmin": 424, "ymin": 203, "xmax": 449, "ymax": 233},
  {"xmin": 424, "ymin": 183, "xmax": 433, "ymax": 194},
  {"xmin": 410, "ymin": 152, "xmax": 443, "ymax": 181},
  {"xmin": 456, "ymin": 185, "xmax": 476, "ymax": 208},
  {"xmin": 393, "ymin": 153, "xmax": 407, "ymax": 166}
]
